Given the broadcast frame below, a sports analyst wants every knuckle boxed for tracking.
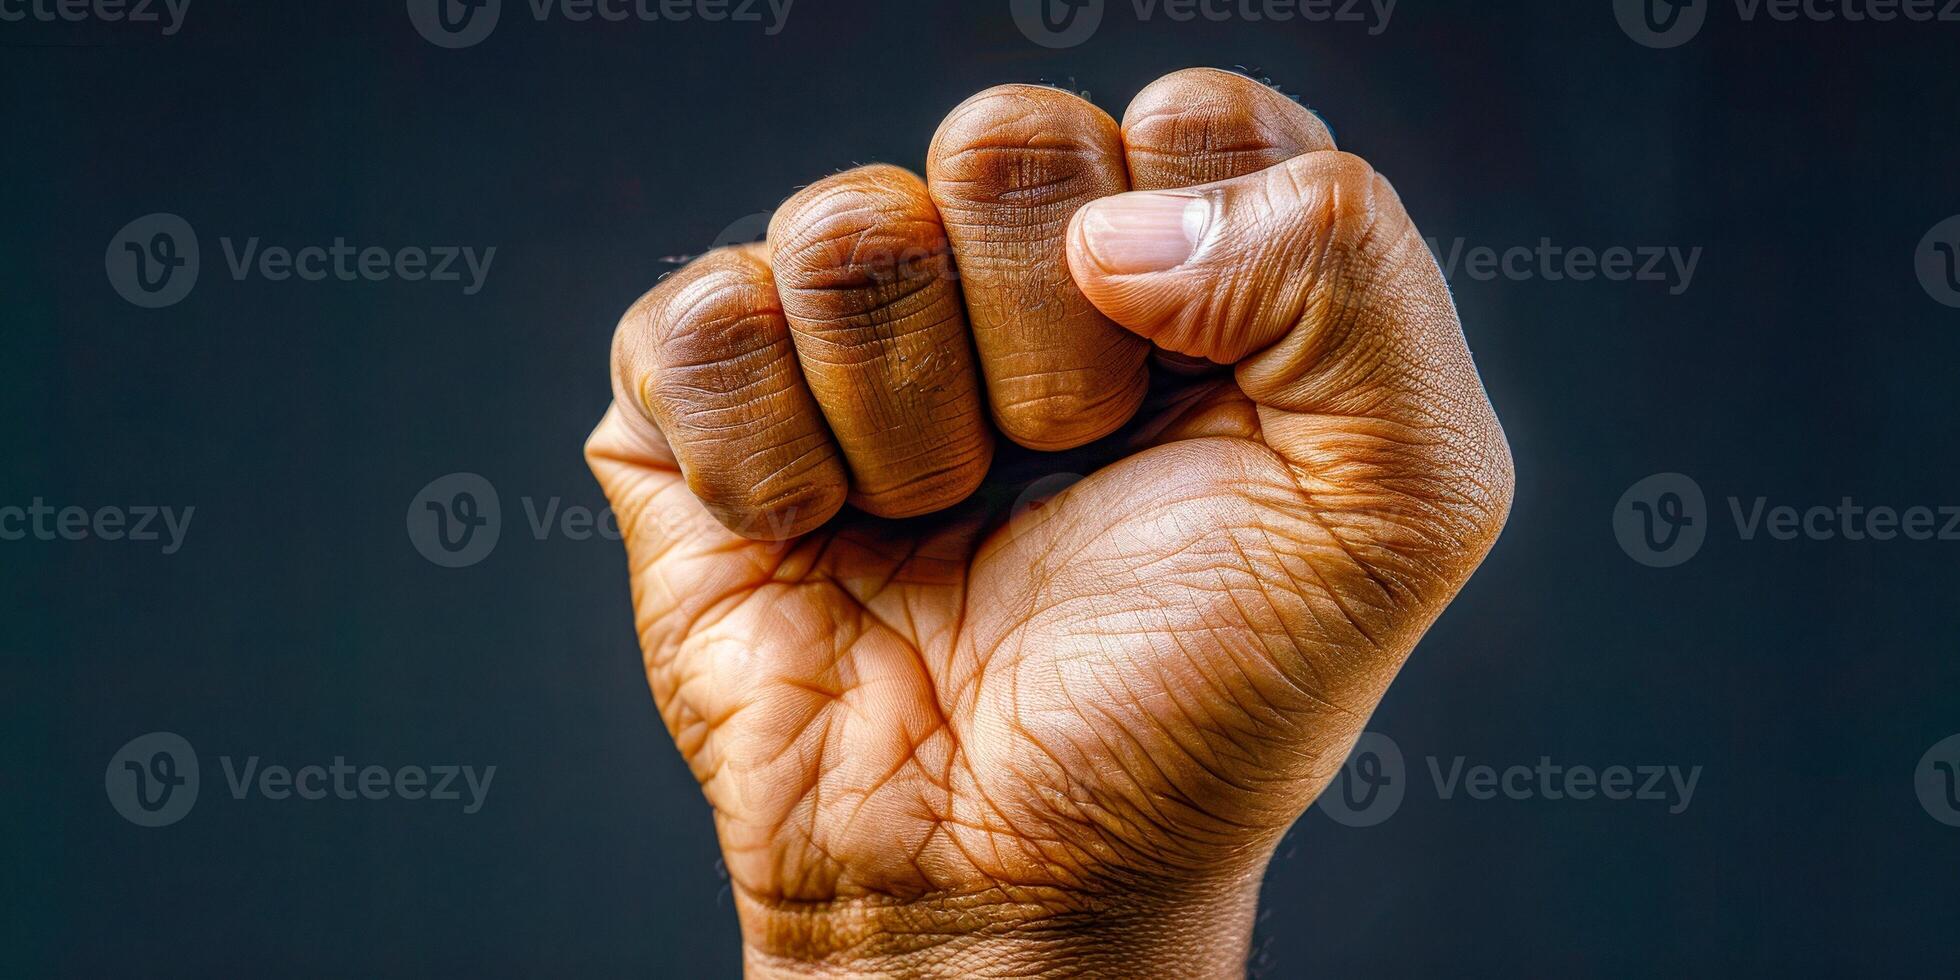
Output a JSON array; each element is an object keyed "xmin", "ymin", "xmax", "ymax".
[
  {"xmin": 1264, "ymin": 151, "xmax": 1389, "ymax": 251},
  {"xmin": 652, "ymin": 261, "xmax": 781, "ymax": 361},
  {"xmin": 618, "ymin": 248, "xmax": 772, "ymax": 354},
  {"xmin": 1281, "ymin": 149, "xmax": 1377, "ymax": 193},
  {"xmin": 771, "ymin": 169, "xmax": 945, "ymax": 283},
  {"xmin": 769, "ymin": 170, "xmax": 958, "ymax": 337},
  {"xmin": 929, "ymin": 86, "xmax": 1123, "ymax": 213},
  {"xmin": 614, "ymin": 249, "xmax": 782, "ymax": 414},
  {"xmin": 771, "ymin": 165, "xmax": 935, "ymax": 250},
  {"xmin": 932, "ymin": 83, "xmax": 1104, "ymax": 148},
  {"xmin": 1122, "ymin": 70, "xmax": 1333, "ymax": 190}
]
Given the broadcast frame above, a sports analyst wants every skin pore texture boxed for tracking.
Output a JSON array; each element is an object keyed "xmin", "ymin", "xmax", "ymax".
[{"xmin": 587, "ymin": 68, "xmax": 1514, "ymax": 978}]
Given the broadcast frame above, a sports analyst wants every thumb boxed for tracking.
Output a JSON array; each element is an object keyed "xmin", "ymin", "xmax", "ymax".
[
  {"xmin": 1066, "ymin": 149, "xmax": 1439, "ymax": 365},
  {"xmin": 1067, "ymin": 149, "xmax": 1514, "ymax": 615}
]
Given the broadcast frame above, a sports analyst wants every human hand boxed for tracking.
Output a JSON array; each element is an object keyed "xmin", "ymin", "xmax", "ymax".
[{"xmin": 586, "ymin": 68, "xmax": 1513, "ymax": 978}]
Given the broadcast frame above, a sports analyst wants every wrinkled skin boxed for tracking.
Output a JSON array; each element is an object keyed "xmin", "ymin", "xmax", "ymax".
[{"xmin": 587, "ymin": 69, "xmax": 1513, "ymax": 977}]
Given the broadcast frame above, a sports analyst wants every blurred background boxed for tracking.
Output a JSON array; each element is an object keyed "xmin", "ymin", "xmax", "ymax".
[{"xmin": 7, "ymin": 0, "xmax": 1959, "ymax": 974}]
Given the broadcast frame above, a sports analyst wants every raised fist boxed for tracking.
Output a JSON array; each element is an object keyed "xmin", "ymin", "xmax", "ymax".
[{"xmin": 587, "ymin": 67, "xmax": 1513, "ymax": 977}]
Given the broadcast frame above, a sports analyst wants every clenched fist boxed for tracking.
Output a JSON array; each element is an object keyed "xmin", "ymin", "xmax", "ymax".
[{"xmin": 586, "ymin": 68, "xmax": 1513, "ymax": 978}]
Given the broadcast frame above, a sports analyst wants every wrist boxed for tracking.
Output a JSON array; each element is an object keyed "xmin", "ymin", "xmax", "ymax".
[{"xmin": 735, "ymin": 876, "xmax": 1263, "ymax": 979}]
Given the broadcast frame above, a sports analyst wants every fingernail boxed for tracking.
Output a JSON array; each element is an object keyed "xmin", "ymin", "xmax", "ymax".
[{"xmin": 1077, "ymin": 192, "xmax": 1209, "ymax": 275}]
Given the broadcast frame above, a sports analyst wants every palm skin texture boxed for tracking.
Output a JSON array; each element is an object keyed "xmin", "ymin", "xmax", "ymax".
[{"xmin": 586, "ymin": 69, "xmax": 1514, "ymax": 977}]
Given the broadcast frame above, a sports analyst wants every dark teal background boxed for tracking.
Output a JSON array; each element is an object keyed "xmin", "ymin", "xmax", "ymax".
[{"xmin": 6, "ymin": 0, "xmax": 1959, "ymax": 974}]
